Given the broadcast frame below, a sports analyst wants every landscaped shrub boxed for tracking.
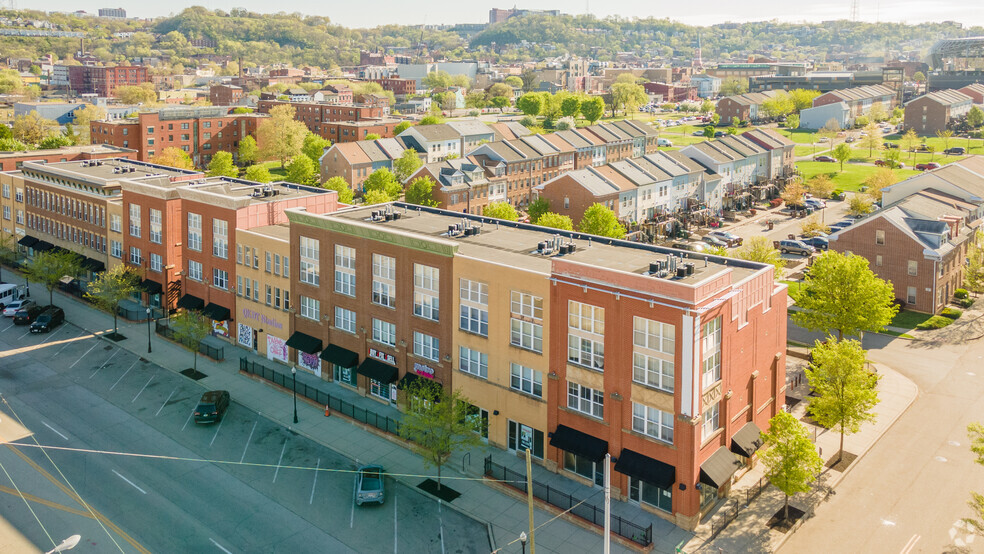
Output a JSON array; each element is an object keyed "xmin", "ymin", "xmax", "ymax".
[
  {"xmin": 941, "ymin": 307, "xmax": 962, "ymax": 319},
  {"xmin": 959, "ymin": 298, "xmax": 976, "ymax": 309},
  {"xmin": 831, "ymin": 189, "xmax": 844, "ymax": 199},
  {"xmin": 770, "ymin": 198, "xmax": 783, "ymax": 208},
  {"xmin": 954, "ymin": 288, "xmax": 969, "ymax": 299},
  {"xmin": 916, "ymin": 315, "xmax": 954, "ymax": 330}
]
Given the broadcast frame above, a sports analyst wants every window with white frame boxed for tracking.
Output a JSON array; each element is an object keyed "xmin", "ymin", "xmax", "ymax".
[
  {"xmin": 701, "ymin": 317, "xmax": 722, "ymax": 389},
  {"xmin": 702, "ymin": 401, "xmax": 720, "ymax": 441},
  {"xmin": 334, "ymin": 306, "xmax": 356, "ymax": 334},
  {"xmin": 413, "ymin": 264, "xmax": 440, "ymax": 321},
  {"xmin": 907, "ymin": 260, "xmax": 918, "ymax": 276},
  {"xmin": 110, "ymin": 213, "xmax": 122, "ymax": 233},
  {"xmin": 213, "ymin": 268, "xmax": 228, "ymax": 290},
  {"xmin": 459, "ymin": 279, "xmax": 488, "ymax": 336},
  {"xmin": 295, "ymin": 236, "xmax": 319, "ymax": 286},
  {"xmin": 212, "ymin": 219, "xmax": 228, "ymax": 258},
  {"xmin": 510, "ymin": 291, "xmax": 543, "ymax": 352},
  {"xmin": 875, "ymin": 229, "xmax": 885, "ymax": 245},
  {"xmin": 907, "ymin": 286, "xmax": 917, "ymax": 305},
  {"xmin": 129, "ymin": 246, "xmax": 142, "ymax": 264},
  {"xmin": 567, "ymin": 382, "xmax": 604, "ymax": 418},
  {"xmin": 413, "ymin": 331, "xmax": 440, "ymax": 362},
  {"xmin": 110, "ymin": 240, "xmax": 122, "ymax": 258},
  {"xmin": 299, "ymin": 295, "xmax": 320, "ymax": 321},
  {"xmin": 459, "ymin": 346, "xmax": 488, "ymax": 379},
  {"xmin": 632, "ymin": 317, "xmax": 675, "ymax": 391},
  {"xmin": 372, "ymin": 318, "xmax": 396, "ymax": 347},
  {"xmin": 372, "ymin": 254, "xmax": 396, "ymax": 308},
  {"xmin": 236, "ymin": 244, "xmax": 243, "ymax": 264},
  {"xmin": 128, "ymin": 203, "xmax": 141, "ymax": 237},
  {"xmin": 510, "ymin": 363, "xmax": 542, "ymax": 398},
  {"xmin": 187, "ymin": 213, "xmax": 202, "ymax": 251},
  {"xmin": 568, "ymin": 301, "xmax": 605, "ymax": 370},
  {"xmin": 149, "ymin": 253, "xmax": 163, "ymax": 272},
  {"xmin": 149, "ymin": 208, "xmax": 162, "ymax": 244},
  {"xmin": 632, "ymin": 403, "xmax": 674, "ymax": 443},
  {"xmin": 334, "ymin": 245, "xmax": 355, "ymax": 296},
  {"xmin": 188, "ymin": 260, "xmax": 202, "ymax": 281}
]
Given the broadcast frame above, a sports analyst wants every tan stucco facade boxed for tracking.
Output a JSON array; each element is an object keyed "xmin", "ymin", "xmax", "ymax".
[{"xmin": 234, "ymin": 225, "xmax": 292, "ymax": 362}]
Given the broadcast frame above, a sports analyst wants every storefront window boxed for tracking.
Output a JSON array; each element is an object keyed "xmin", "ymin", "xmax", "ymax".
[
  {"xmin": 564, "ymin": 451, "xmax": 601, "ymax": 485},
  {"xmin": 507, "ymin": 420, "xmax": 543, "ymax": 459},
  {"xmin": 334, "ymin": 364, "xmax": 357, "ymax": 387},
  {"xmin": 629, "ymin": 479, "xmax": 672, "ymax": 513},
  {"xmin": 700, "ymin": 483, "xmax": 719, "ymax": 508}
]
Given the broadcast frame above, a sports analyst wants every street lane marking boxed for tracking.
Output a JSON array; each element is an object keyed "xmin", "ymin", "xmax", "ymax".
[
  {"xmin": 70, "ymin": 341, "xmax": 101, "ymax": 369},
  {"xmin": 209, "ymin": 417, "xmax": 225, "ymax": 446},
  {"xmin": 41, "ymin": 422, "xmax": 68, "ymax": 441},
  {"xmin": 272, "ymin": 439, "xmax": 287, "ymax": 483},
  {"xmin": 393, "ymin": 491, "xmax": 398, "ymax": 554},
  {"xmin": 155, "ymin": 387, "xmax": 177, "ymax": 416},
  {"xmin": 0, "ymin": 484, "xmax": 92, "ymax": 517},
  {"xmin": 39, "ymin": 326, "xmax": 63, "ymax": 344},
  {"xmin": 309, "ymin": 458, "xmax": 320, "ymax": 505},
  {"xmin": 131, "ymin": 375, "xmax": 154, "ymax": 403},
  {"xmin": 112, "ymin": 470, "xmax": 146, "ymax": 494},
  {"xmin": 209, "ymin": 538, "xmax": 232, "ymax": 554},
  {"xmin": 239, "ymin": 421, "xmax": 257, "ymax": 464},
  {"xmin": 54, "ymin": 330, "xmax": 88, "ymax": 357},
  {"xmin": 89, "ymin": 348, "xmax": 121, "ymax": 378},
  {"xmin": 350, "ymin": 488, "xmax": 356, "ymax": 528},
  {"xmin": 900, "ymin": 534, "xmax": 921, "ymax": 554},
  {"xmin": 109, "ymin": 359, "xmax": 139, "ymax": 391},
  {"xmin": 439, "ymin": 500, "xmax": 445, "ymax": 554}
]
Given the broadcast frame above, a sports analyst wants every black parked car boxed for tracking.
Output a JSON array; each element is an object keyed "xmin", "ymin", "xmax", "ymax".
[
  {"xmin": 29, "ymin": 306, "xmax": 64, "ymax": 333},
  {"xmin": 801, "ymin": 236, "xmax": 829, "ymax": 251},
  {"xmin": 194, "ymin": 390, "xmax": 231, "ymax": 424},
  {"xmin": 13, "ymin": 304, "xmax": 44, "ymax": 325},
  {"xmin": 944, "ymin": 147, "xmax": 966, "ymax": 156}
]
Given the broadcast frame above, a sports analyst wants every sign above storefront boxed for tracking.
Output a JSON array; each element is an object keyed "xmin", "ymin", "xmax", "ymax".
[
  {"xmin": 240, "ymin": 308, "xmax": 284, "ymax": 331},
  {"xmin": 369, "ymin": 348, "xmax": 396, "ymax": 366},
  {"xmin": 413, "ymin": 362, "xmax": 435, "ymax": 379}
]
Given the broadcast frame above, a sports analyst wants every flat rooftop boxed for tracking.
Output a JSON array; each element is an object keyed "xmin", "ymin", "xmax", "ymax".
[
  {"xmin": 0, "ymin": 144, "xmax": 134, "ymax": 159},
  {"xmin": 327, "ymin": 203, "xmax": 764, "ymax": 285},
  {"xmin": 23, "ymin": 158, "xmax": 199, "ymax": 183},
  {"xmin": 239, "ymin": 223, "xmax": 291, "ymax": 240},
  {"xmin": 186, "ymin": 178, "xmax": 328, "ymax": 202}
]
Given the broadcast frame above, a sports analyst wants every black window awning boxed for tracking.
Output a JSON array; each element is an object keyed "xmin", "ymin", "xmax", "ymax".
[
  {"xmin": 81, "ymin": 257, "xmax": 105, "ymax": 272},
  {"xmin": 140, "ymin": 279, "xmax": 163, "ymax": 295},
  {"xmin": 730, "ymin": 422, "xmax": 764, "ymax": 458},
  {"xmin": 285, "ymin": 331, "xmax": 322, "ymax": 354},
  {"xmin": 177, "ymin": 294, "xmax": 205, "ymax": 311},
  {"xmin": 700, "ymin": 446, "xmax": 742, "ymax": 489},
  {"xmin": 320, "ymin": 344, "xmax": 359, "ymax": 367},
  {"xmin": 17, "ymin": 235, "xmax": 37, "ymax": 247},
  {"xmin": 397, "ymin": 372, "xmax": 442, "ymax": 392},
  {"xmin": 614, "ymin": 449, "xmax": 676, "ymax": 489},
  {"xmin": 202, "ymin": 302, "xmax": 231, "ymax": 322},
  {"xmin": 33, "ymin": 240, "xmax": 53, "ymax": 252},
  {"xmin": 357, "ymin": 358, "xmax": 398, "ymax": 384},
  {"xmin": 549, "ymin": 425, "xmax": 608, "ymax": 462}
]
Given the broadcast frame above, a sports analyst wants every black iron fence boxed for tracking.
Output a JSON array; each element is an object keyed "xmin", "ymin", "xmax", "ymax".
[
  {"xmin": 155, "ymin": 320, "xmax": 225, "ymax": 360},
  {"xmin": 239, "ymin": 358, "xmax": 401, "ymax": 435},
  {"xmin": 484, "ymin": 456, "xmax": 652, "ymax": 546}
]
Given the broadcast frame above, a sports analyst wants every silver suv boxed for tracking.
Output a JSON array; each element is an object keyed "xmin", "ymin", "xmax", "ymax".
[{"xmin": 778, "ymin": 240, "xmax": 815, "ymax": 256}]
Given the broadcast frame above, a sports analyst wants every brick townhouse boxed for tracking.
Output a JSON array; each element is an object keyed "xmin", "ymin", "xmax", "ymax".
[
  {"xmin": 714, "ymin": 91, "xmax": 781, "ymax": 123},
  {"xmin": 209, "ymin": 84, "xmax": 246, "ymax": 106},
  {"xmin": 282, "ymin": 202, "xmax": 786, "ymax": 530},
  {"xmin": 812, "ymin": 84, "xmax": 898, "ymax": 118},
  {"xmin": 903, "ymin": 89, "xmax": 974, "ymax": 134},
  {"xmin": 318, "ymin": 138, "xmax": 407, "ymax": 191},
  {"xmin": 64, "ymin": 64, "xmax": 151, "ymax": 96},
  {"xmin": 257, "ymin": 99, "xmax": 400, "ymax": 143}
]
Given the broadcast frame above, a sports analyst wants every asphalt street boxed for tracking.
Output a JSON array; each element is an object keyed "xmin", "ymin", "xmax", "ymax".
[{"xmin": 0, "ymin": 318, "xmax": 488, "ymax": 553}]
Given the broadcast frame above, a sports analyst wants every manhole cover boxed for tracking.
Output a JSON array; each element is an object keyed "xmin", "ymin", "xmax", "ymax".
[{"xmin": 179, "ymin": 368, "xmax": 207, "ymax": 380}]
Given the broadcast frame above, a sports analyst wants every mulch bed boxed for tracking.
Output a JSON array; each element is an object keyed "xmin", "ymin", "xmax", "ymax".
[
  {"xmin": 785, "ymin": 396, "xmax": 801, "ymax": 409},
  {"xmin": 825, "ymin": 450, "xmax": 858, "ymax": 472},
  {"xmin": 417, "ymin": 478, "xmax": 461, "ymax": 502},
  {"xmin": 766, "ymin": 505, "xmax": 806, "ymax": 532},
  {"xmin": 180, "ymin": 368, "xmax": 208, "ymax": 381},
  {"xmin": 104, "ymin": 332, "xmax": 127, "ymax": 342}
]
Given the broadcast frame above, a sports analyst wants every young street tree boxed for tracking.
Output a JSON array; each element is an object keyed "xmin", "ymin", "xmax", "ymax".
[
  {"xmin": 792, "ymin": 251, "xmax": 899, "ymax": 339},
  {"xmin": 301, "ymin": 132, "xmax": 331, "ymax": 166},
  {"xmin": 322, "ymin": 176, "xmax": 354, "ymax": 204},
  {"xmin": 848, "ymin": 193, "xmax": 874, "ymax": 217},
  {"xmin": 244, "ymin": 164, "xmax": 272, "ymax": 183},
  {"xmin": 526, "ymin": 197, "xmax": 550, "ymax": 224},
  {"xmin": 781, "ymin": 181, "xmax": 808, "ymax": 210},
  {"xmin": 285, "ymin": 155, "xmax": 316, "ymax": 185},
  {"xmin": 24, "ymin": 250, "xmax": 82, "ymax": 307},
  {"xmin": 0, "ymin": 234, "xmax": 17, "ymax": 283},
  {"xmin": 537, "ymin": 212, "xmax": 574, "ymax": 230},
  {"xmin": 579, "ymin": 203, "xmax": 626, "ymax": 239},
  {"xmin": 580, "ymin": 96, "xmax": 605, "ymax": 124},
  {"xmin": 806, "ymin": 338, "xmax": 879, "ymax": 464},
  {"xmin": 392, "ymin": 149, "xmax": 423, "ymax": 182},
  {"xmin": 398, "ymin": 379, "xmax": 483, "ymax": 491},
  {"xmin": 483, "ymin": 201, "xmax": 519, "ymax": 221},
  {"xmin": 170, "ymin": 310, "xmax": 213, "ymax": 372},
  {"xmin": 363, "ymin": 168, "xmax": 402, "ymax": 201},
  {"xmin": 966, "ymin": 423, "xmax": 984, "ymax": 535},
  {"xmin": 832, "ymin": 143, "xmax": 852, "ymax": 171},
  {"xmin": 152, "ymin": 147, "xmax": 194, "ymax": 170},
  {"xmin": 735, "ymin": 236, "xmax": 786, "ymax": 280},
  {"xmin": 937, "ymin": 129, "xmax": 954, "ymax": 153},
  {"xmin": 860, "ymin": 121, "xmax": 883, "ymax": 158},
  {"xmin": 404, "ymin": 176, "xmax": 439, "ymax": 207},
  {"xmin": 238, "ymin": 135, "xmax": 258, "ymax": 165},
  {"xmin": 516, "ymin": 93, "xmax": 544, "ymax": 117},
  {"xmin": 85, "ymin": 264, "xmax": 141, "ymax": 339},
  {"xmin": 258, "ymin": 104, "xmax": 308, "ymax": 167},
  {"xmin": 206, "ymin": 151, "xmax": 239, "ymax": 178},
  {"xmin": 901, "ymin": 129, "xmax": 919, "ymax": 162},
  {"xmin": 760, "ymin": 411, "xmax": 824, "ymax": 521},
  {"xmin": 806, "ymin": 174, "xmax": 836, "ymax": 200}
]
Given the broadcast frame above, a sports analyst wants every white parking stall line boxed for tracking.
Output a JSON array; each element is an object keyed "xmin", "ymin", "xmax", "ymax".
[
  {"xmin": 112, "ymin": 469, "xmax": 147, "ymax": 494},
  {"xmin": 393, "ymin": 492, "xmax": 398, "ymax": 554},
  {"xmin": 209, "ymin": 417, "xmax": 225, "ymax": 446},
  {"xmin": 309, "ymin": 458, "xmax": 321, "ymax": 505},
  {"xmin": 39, "ymin": 325, "xmax": 63, "ymax": 344},
  {"xmin": 181, "ymin": 406, "xmax": 196, "ymax": 431},
  {"xmin": 54, "ymin": 330, "xmax": 88, "ymax": 357},
  {"xmin": 439, "ymin": 500, "xmax": 446, "ymax": 554},
  {"xmin": 239, "ymin": 420, "xmax": 257, "ymax": 464},
  {"xmin": 131, "ymin": 374, "xmax": 154, "ymax": 403},
  {"xmin": 900, "ymin": 534, "xmax": 921, "ymax": 554},
  {"xmin": 209, "ymin": 538, "xmax": 232, "ymax": 554},
  {"xmin": 18, "ymin": 329, "xmax": 32, "ymax": 341},
  {"xmin": 89, "ymin": 348, "xmax": 121, "ymax": 378},
  {"xmin": 109, "ymin": 359, "xmax": 139, "ymax": 391},
  {"xmin": 41, "ymin": 422, "xmax": 69, "ymax": 441},
  {"xmin": 70, "ymin": 341, "xmax": 101, "ymax": 369},
  {"xmin": 155, "ymin": 387, "xmax": 178, "ymax": 417},
  {"xmin": 350, "ymin": 490, "xmax": 356, "ymax": 528},
  {"xmin": 1, "ymin": 322, "xmax": 15, "ymax": 333},
  {"xmin": 272, "ymin": 440, "xmax": 287, "ymax": 483}
]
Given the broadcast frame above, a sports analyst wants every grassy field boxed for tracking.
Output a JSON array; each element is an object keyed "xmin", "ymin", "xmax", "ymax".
[
  {"xmin": 795, "ymin": 161, "xmax": 921, "ymax": 191},
  {"xmin": 795, "ymin": 144, "xmax": 833, "ymax": 157},
  {"xmin": 260, "ymin": 160, "xmax": 288, "ymax": 180},
  {"xmin": 890, "ymin": 309, "xmax": 934, "ymax": 332},
  {"xmin": 786, "ymin": 130, "xmax": 819, "ymax": 144}
]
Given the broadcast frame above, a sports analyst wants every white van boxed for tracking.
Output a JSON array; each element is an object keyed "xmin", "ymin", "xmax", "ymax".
[
  {"xmin": 657, "ymin": 138, "xmax": 673, "ymax": 147},
  {"xmin": 0, "ymin": 283, "xmax": 25, "ymax": 310}
]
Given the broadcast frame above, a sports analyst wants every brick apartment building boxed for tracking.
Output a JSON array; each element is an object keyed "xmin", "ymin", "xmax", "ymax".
[
  {"xmin": 256, "ymin": 100, "xmax": 400, "ymax": 143},
  {"xmin": 715, "ymin": 91, "xmax": 781, "ymax": 123},
  {"xmin": 643, "ymin": 82, "xmax": 699, "ymax": 103},
  {"xmin": 65, "ymin": 65, "xmax": 151, "ymax": 96},
  {"xmin": 90, "ymin": 107, "xmax": 267, "ymax": 166},
  {"xmin": 318, "ymin": 138, "xmax": 407, "ymax": 191},
  {"xmin": 811, "ymin": 85, "xmax": 898, "ymax": 118},
  {"xmin": 0, "ymin": 144, "xmax": 136, "ymax": 172},
  {"xmin": 369, "ymin": 78, "xmax": 417, "ymax": 97},
  {"xmin": 958, "ymin": 83, "xmax": 984, "ymax": 104},
  {"xmin": 903, "ymin": 89, "xmax": 974, "ymax": 134},
  {"xmin": 209, "ymin": 84, "xmax": 246, "ymax": 106},
  {"xmin": 283, "ymin": 202, "xmax": 786, "ymax": 530}
]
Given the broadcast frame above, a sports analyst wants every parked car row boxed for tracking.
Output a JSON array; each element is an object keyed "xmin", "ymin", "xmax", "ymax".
[{"xmin": 28, "ymin": 306, "xmax": 65, "ymax": 332}]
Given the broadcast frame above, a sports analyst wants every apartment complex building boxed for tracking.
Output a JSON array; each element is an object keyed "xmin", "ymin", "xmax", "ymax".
[
  {"xmin": 903, "ymin": 89, "xmax": 975, "ymax": 134},
  {"xmin": 714, "ymin": 91, "xmax": 782, "ymax": 123},
  {"xmin": 318, "ymin": 138, "xmax": 408, "ymax": 191},
  {"xmin": 57, "ymin": 64, "xmax": 151, "ymax": 96},
  {"xmin": 90, "ymin": 107, "xmax": 267, "ymax": 166},
  {"xmin": 209, "ymin": 84, "xmax": 247, "ymax": 106},
  {"xmin": 0, "ymin": 144, "xmax": 136, "ymax": 172},
  {"xmin": 256, "ymin": 99, "xmax": 401, "ymax": 143},
  {"xmin": 283, "ymin": 202, "xmax": 786, "ymax": 529}
]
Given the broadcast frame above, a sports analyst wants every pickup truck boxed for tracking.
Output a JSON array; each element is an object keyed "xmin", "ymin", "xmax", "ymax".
[{"xmin": 355, "ymin": 465, "xmax": 385, "ymax": 506}]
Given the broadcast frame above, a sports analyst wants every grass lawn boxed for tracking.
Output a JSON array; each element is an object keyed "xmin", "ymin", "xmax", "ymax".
[
  {"xmin": 890, "ymin": 309, "xmax": 934, "ymax": 331},
  {"xmin": 795, "ymin": 145, "xmax": 833, "ymax": 157},
  {"xmin": 795, "ymin": 161, "xmax": 920, "ymax": 191},
  {"xmin": 659, "ymin": 134, "xmax": 710, "ymax": 147},
  {"xmin": 787, "ymin": 130, "xmax": 819, "ymax": 144},
  {"xmin": 847, "ymin": 144, "xmax": 971, "ymax": 167},
  {"xmin": 260, "ymin": 160, "xmax": 288, "ymax": 180},
  {"xmin": 880, "ymin": 135, "xmax": 984, "ymax": 156}
]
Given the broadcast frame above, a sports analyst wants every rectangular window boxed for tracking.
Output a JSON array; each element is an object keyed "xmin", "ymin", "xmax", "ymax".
[
  {"xmin": 213, "ymin": 268, "xmax": 228, "ymax": 290},
  {"xmin": 274, "ymin": 288, "xmax": 281, "ymax": 309},
  {"xmin": 334, "ymin": 306, "xmax": 356, "ymax": 334},
  {"xmin": 510, "ymin": 363, "xmax": 543, "ymax": 398},
  {"xmin": 702, "ymin": 402, "xmax": 720, "ymax": 441},
  {"xmin": 129, "ymin": 246, "xmax": 142, "ymax": 264},
  {"xmin": 567, "ymin": 382, "xmax": 604, "ymax": 418},
  {"xmin": 110, "ymin": 240, "xmax": 122, "ymax": 258},
  {"xmin": 372, "ymin": 254, "xmax": 396, "ymax": 308},
  {"xmin": 632, "ymin": 403, "xmax": 674, "ymax": 443},
  {"xmin": 372, "ymin": 318, "xmax": 396, "ymax": 347},
  {"xmin": 188, "ymin": 260, "xmax": 202, "ymax": 281},
  {"xmin": 568, "ymin": 301, "xmax": 605, "ymax": 370},
  {"xmin": 212, "ymin": 219, "xmax": 228, "ymax": 259},
  {"xmin": 459, "ymin": 279, "xmax": 489, "ymax": 336},
  {"xmin": 299, "ymin": 296, "xmax": 320, "ymax": 321},
  {"xmin": 701, "ymin": 317, "xmax": 722, "ymax": 389},
  {"xmin": 413, "ymin": 331, "xmax": 440, "ymax": 362},
  {"xmin": 876, "ymin": 255, "xmax": 883, "ymax": 267},
  {"xmin": 283, "ymin": 256, "xmax": 289, "ymax": 278},
  {"xmin": 510, "ymin": 291, "xmax": 543, "ymax": 353},
  {"xmin": 237, "ymin": 275, "xmax": 243, "ymax": 295},
  {"xmin": 907, "ymin": 260, "xmax": 918, "ymax": 276},
  {"xmin": 875, "ymin": 229, "xmax": 885, "ymax": 245},
  {"xmin": 128, "ymin": 203, "xmax": 141, "ymax": 237},
  {"xmin": 265, "ymin": 285, "xmax": 272, "ymax": 305},
  {"xmin": 459, "ymin": 346, "xmax": 488, "ymax": 379},
  {"xmin": 274, "ymin": 254, "xmax": 281, "ymax": 275},
  {"xmin": 265, "ymin": 251, "xmax": 272, "ymax": 272},
  {"xmin": 413, "ymin": 264, "xmax": 440, "ymax": 321},
  {"xmin": 149, "ymin": 253, "xmax": 163, "ymax": 272},
  {"xmin": 334, "ymin": 245, "xmax": 355, "ymax": 296},
  {"xmin": 508, "ymin": 420, "xmax": 544, "ymax": 459},
  {"xmin": 252, "ymin": 279, "xmax": 259, "ymax": 301},
  {"xmin": 149, "ymin": 208, "xmax": 162, "ymax": 244},
  {"xmin": 633, "ymin": 317, "xmax": 675, "ymax": 391},
  {"xmin": 236, "ymin": 244, "xmax": 243, "ymax": 264},
  {"xmin": 907, "ymin": 286, "xmax": 917, "ymax": 305},
  {"xmin": 187, "ymin": 213, "xmax": 202, "ymax": 251},
  {"xmin": 244, "ymin": 278, "xmax": 252, "ymax": 299},
  {"xmin": 299, "ymin": 236, "xmax": 320, "ymax": 286}
]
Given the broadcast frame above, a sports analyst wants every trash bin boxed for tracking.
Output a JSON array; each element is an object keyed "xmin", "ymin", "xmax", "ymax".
[{"xmin": 768, "ymin": 221, "xmax": 774, "ymax": 230}]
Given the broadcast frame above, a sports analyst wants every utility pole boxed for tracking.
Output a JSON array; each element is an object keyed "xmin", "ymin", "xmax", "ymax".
[
  {"xmin": 604, "ymin": 452, "xmax": 611, "ymax": 554},
  {"xmin": 526, "ymin": 448, "xmax": 536, "ymax": 554}
]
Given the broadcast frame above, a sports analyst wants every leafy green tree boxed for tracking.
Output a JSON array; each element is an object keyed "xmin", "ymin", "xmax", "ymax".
[
  {"xmin": 394, "ymin": 121, "xmax": 413, "ymax": 135},
  {"xmin": 152, "ymin": 147, "xmax": 194, "ymax": 170},
  {"xmin": 258, "ymin": 104, "xmax": 307, "ymax": 168},
  {"xmin": 832, "ymin": 143, "xmax": 852, "ymax": 171},
  {"xmin": 761, "ymin": 91, "xmax": 795, "ymax": 119},
  {"xmin": 362, "ymin": 189, "xmax": 391, "ymax": 205},
  {"xmin": 13, "ymin": 111, "xmax": 57, "ymax": 145},
  {"xmin": 781, "ymin": 180, "xmax": 808, "ymax": 209},
  {"xmin": 527, "ymin": 197, "xmax": 550, "ymax": 224},
  {"xmin": 610, "ymin": 81, "xmax": 647, "ymax": 117},
  {"xmin": 719, "ymin": 78, "xmax": 748, "ymax": 96},
  {"xmin": 483, "ymin": 202, "xmax": 519, "ymax": 221},
  {"xmin": 39, "ymin": 135, "xmax": 72, "ymax": 150},
  {"xmin": 206, "ymin": 151, "xmax": 239, "ymax": 178},
  {"xmin": 503, "ymin": 76, "xmax": 523, "ymax": 89},
  {"xmin": 901, "ymin": 129, "xmax": 919, "ymax": 162},
  {"xmin": 490, "ymin": 96, "xmax": 511, "ymax": 112},
  {"xmin": 727, "ymin": 126, "xmax": 739, "ymax": 135},
  {"xmin": 789, "ymin": 89, "xmax": 822, "ymax": 112},
  {"xmin": 580, "ymin": 96, "xmax": 604, "ymax": 124},
  {"xmin": 536, "ymin": 212, "xmax": 574, "ymax": 231},
  {"xmin": 519, "ymin": 69, "xmax": 539, "ymax": 93},
  {"xmin": 848, "ymin": 194, "xmax": 874, "ymax": 216},
  {"xmin": 735, "ymin": 236, "xmax": 785, "ymax": 280},
  {"xmin": 806, "ymin": 338, "xmax": 879, "ymax": 463},
  {"xmin": 238, "ymin": 135, "xmax": 258, "ymax": 165},
  {"xmin": 115, "ymin": 83, "xmax": 157, "ymax": 104},
  {"xmin": 703, "ymin": 125, "xmax": 715, "ymax": 138},
  {"xmin": 285, "ymin": 155, "xmax": 316, "ymax": 185},
  {"xmin": 699, "ymin": 99, "xmax": 715, "ymax": 114},
  {"xmin": 964, "ymin": 230, "xmax": 984, "ymax": 296},
  {"xmin": 0, "ymin": 235, "xmax": 18, "ymax": 283},
  {"xmin": 404, "ymin": 176, "xmax": 439, "ymax": 207},
  {"xmin": 806, "ymin": 174, "xmax": 835, "ymax": 200},
  {"xmin": 0, "ymin": 138, "xmax": 29, "ymax": 151},
  {"xmin": 578, "ymin": 203, "xmax": 626, "ymax": 239},
  {"xmin": 244, "ymin": 164, "xmax": 272, "ymax": 183},
  {"xmin": 322, "ymin": 176, "xmax": 354, "ymax": 203},
  {"xmin": 937, "ymin": 129, "xmax": 954, "ymax": 153},
  {"xmin": 170, "ymin": 309, "xmax": 213, "ymax": 372},
  {"xmin": 70, "ymin": 104, "xmax": 107, "ymax": 145},
  {"xmin": 800, "ymin": 215, "xmax": 831, "ymax": 238},
  {"xmin": 85, "ymin": 264, "xmax": 141, "ymax": 338},
  {"xmin": 363, "ymin": 168, "xmax": 402, "ymax": 200},
  {"xmin": 488, "ymin": 83, "xmax": 513, "ymax": 99},
  {"xmin": 301, "ymin": 132, "xmax": 331, "ymax": 165},
  {"xmin": 966, "ymin": 423, "xmax": 984, "ymax": 535},
  {"xmin": 760, "ymin": 411, "xmax": 824, "ymax": 521},
  {"xmin": 787, "ymin": 114, "xmax": 800, "ymax": 130},
  {"xmin": 517, "ymin": 93, "xmax": 544, "ymax": 117},
  {"xmin": 418, "ymin": 115, "xmax": 443, "ymax": 126},
  {"xmin": 860, "ymin": 121, "xmax": 882, "ymax": 157},
  {"xmin": 867, "ymin": 101, "xmax": 888, "ymax": 123},
  {"xmin": 393, "ymin": 149, "xmax": 423, "ymax": 182},
  {"xmin": 232, "ymin": 107, "xmax": 254, "ymax": 114},
  {"xmin": 792, "ymin": 251, "xmax": 899, "ymax": 340},
  {"xmin": 0, "ymin": 69, "xmax": 23, "ymax": 94},
  {"xmin": 24, "ymin": 250, "xmax": 82, "ymax": 307},
  {"xmin": 398, "ymin": 378, "xmax": 483, "ymax": 491},
  {"xmin": 968, "ymin": 106, "xmax": 984, "ymax": 129},
  {"xmin": 883, "ymin": 148, "xmax": 902, "ymax": 169},
  {"xmin": 422, "ymin": 70, "xmax": 453, "ymax": 90},
  {"xmin": 560, "ymin": 96, "xmax": 581, "ymax": 118}
]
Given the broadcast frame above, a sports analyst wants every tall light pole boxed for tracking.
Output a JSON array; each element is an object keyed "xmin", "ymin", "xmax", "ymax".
[
  {"xmin": 519, "ymin": 532, "xmax": 527, "ymax": 554},
  {"xmin": 145, "ymin": 307, "xmax": 152, "ymax": 353},
  {"xmin": 291, "ymin": 366, "xmax": 298, "ymax": 424}
]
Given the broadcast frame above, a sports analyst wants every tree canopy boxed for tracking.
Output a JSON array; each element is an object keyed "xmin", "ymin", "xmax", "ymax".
[
  {"xmin": 735, "ymin": 236, "xmax": 785, "ymax": 280},
  {"xmin": 206, "ymin": 151, "xmax": 239, "ymax": 178},
  {"xmin": 152, "ymin": 147, "xmax": 194, "ymax": 170},
  {"xmin": 537, "ymin": 212, "xmax": 574, "ymax": 231},
  {"xmin": 244, "ymin": 164, "xmax": 272, "ymax": 183},
  {"xmin": 257, "ymin": 104, "xmax": 307, "ymax": 167},
  {"xmin": 322, "ymin": 176, "xmax": 354, "ymax": 204},
  {"xmin": 760, "ymin": 411, "xmax": 824, "ymax": 521},
  {"xmin": 85, "ymin": 264, "xmax": 142, "ymax": 338},
  {"xmin": 285, "ymin": 155, "xmax": 317, "ymax": 185},
  {"xmin": 578, "ymin": 203, "xmax": 626, "ymax": 238},
  {"xmin": 363, "ymin": 168, "xmax": 402, "ymax": 201},
  {"xmin": 301, "ymin": 132, "xmax": 330, "ymax": 165},
  {"xmin": 404, "ymin": 177, "xmax": 439, "ymax": 207},
  {"xmin": 24, "ymin": 250, "xmax": 82, "ymax": 307},
  {"xmin": 393, "ymin": 149, "xmax": 423, "ymax": 182},
  {"xmin": 483, "ymin": 202, "xmax": 519, "ymax": 221}
]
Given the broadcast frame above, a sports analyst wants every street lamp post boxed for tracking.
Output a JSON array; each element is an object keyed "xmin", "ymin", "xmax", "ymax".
[
  {"xmin": 291, "ymin": 366, "xmax": 298, "ymax": 424},
  {"xmin": 519, "ymin": 531, "xmax": 527, "ymax": 554},
  {"xmin": 146, "ymin": 307, "xmax": 152, "ymax": 354}
]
